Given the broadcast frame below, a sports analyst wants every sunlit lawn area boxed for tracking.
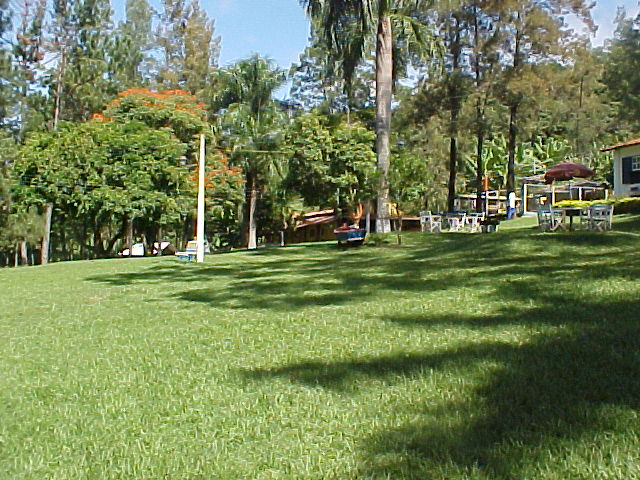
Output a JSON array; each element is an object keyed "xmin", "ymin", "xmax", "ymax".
[{"xmin": 2, "ymin": 215, "xmax": 640, "ymax": 479}]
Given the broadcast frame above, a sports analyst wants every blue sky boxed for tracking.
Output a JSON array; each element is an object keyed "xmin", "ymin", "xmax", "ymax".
[
  {"xmin": 202, "ymin": 0, "xmax": 311, "ymax": 69},
  {"xmin": 111, "ymin": 0, "xmax": 640, "ymax": 71},
  {"xmin": 592, "ymin": 0, "xmax": 640, "ymax": 43},
  {"xmin": 110, "ymin": 0, "xmax": 311, "ymax": 69}
]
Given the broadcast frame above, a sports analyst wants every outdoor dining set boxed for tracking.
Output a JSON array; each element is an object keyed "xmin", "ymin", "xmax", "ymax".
[
  {"xmin": 420, "ymin": 203, "xmax": 614, "ymax": 234},
  {"xmin": 420, "ymin": 211, "xmax": 492, "ymax": 233},
  {"xmin": 536, "ymin": 204, "xmax": 614, "ymax": 232}
]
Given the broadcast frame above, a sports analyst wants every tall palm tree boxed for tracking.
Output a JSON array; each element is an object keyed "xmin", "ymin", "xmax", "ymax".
[
  {"xmin": 213, "ymin": 55, "xmax": 287, "ymax": 249},
  {"xmin": 300, "ymin": 0, "xmax": 428, "ymax": 233}
]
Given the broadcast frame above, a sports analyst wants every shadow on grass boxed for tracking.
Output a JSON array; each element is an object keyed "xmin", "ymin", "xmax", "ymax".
[
  {"xmin": 85, "ymin": 227, "xmax": 640, "ymax": 476},
  {"xmin": 86, "ymin": 228, "xmax": 640, "ymax": 314},
  {"xmin": 359, "ymin": 298, "xmax": 640, "ymax": 478},
  {"xmin": 237, "ymin": 246, "xmax": 640, "ymax": 477}
]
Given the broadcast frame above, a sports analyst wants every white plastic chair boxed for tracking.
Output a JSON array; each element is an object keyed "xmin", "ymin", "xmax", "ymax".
[
  {"xmin": 447, "ymin": 215, "xmax": 464, "ymax": 232},
  {"xmin": 464, "ymin": 213, "xmax": 484, "ymax": 233},
  {"xmin": 536, "ymin": 207, "xmax": 552, "ymax": 232},
  {"xmin": 587, "ymin": 204, "xmax": 614, "ymax": 231},
  {"xmin": 420, "ymin": 211, "xmax": 442, "ymax": 233},
  {"xmin": 579, "ymin": 208, "xmax": 591, "ymax": 229},
  {"xmin": 548, "ymin": 207, "xmax": 567, "ymax": 232}
]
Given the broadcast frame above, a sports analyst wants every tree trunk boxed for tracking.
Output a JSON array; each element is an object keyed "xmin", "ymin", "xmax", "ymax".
[
  {"xmin": 396, "ymin": 204, "xmax": 403, "ymax": 245},
  {"xmin": 507, "ymin": 103, "xmax": 518, "ymax": 195},
  {"xmin": 106, "ymin": 232, "xmax": 123, "ymax": 255},
  {"xmin": 447, "ymin": 136, "xmax": 458, "ymax": 212},
  {"xmin": 81, "ymin": 220, "xmax": 87, "ymax": 259},
  {"xmin": 156, "ymin": 225, "xmax": 163, "ymax": 256},
  {"xmin": 53, "ymin": 48, "xmax": 66, "ymax": 129},
  {"xmin": 472, "ymin": 6, "xmax": 486, "ymax": 214},
  {"xmin": 375, "ymin": 13, "xmax": 393, "ymax": 234},
  {"xmin": 476, "ymin": 131, "xmax": 485, "ymax": 213},
  {"xmin": 60, "ymin": 228, "xmax": 69, "ymax": 261},
  {"xmin": 446, "ymin": 17, "xmax": 462, "ymax": 213},
  {"xmin": 144, "ymin": 227, "xmax": 155, "ymax": 255},
  {"xmin": 124, "ymin": 215, "xmax": 133, "ymax": 250},
  {"xmin": 19, "ymin": 240, "xmax": 28, "ymax": 266},
  {"xmin": 506, "ymin": 20, "xmax": 522, "ymax": 198},
  {"xmin": 40, "ymin": 202, "xmax": 53, "ymax": 265},
  {"xmin": 365, "ymin": 201, "xmax": 371, "ymax": 233},
  {"xmin": 247, "ymin": 175, "xmax": 258, "ymax": 250},
  {"xmin": 182, "ymin": 215, "xmax": 193, "ymax": 248},
  {"xmin": 93, "ymin": 225, "xmax": 105, "ymax": 258}
]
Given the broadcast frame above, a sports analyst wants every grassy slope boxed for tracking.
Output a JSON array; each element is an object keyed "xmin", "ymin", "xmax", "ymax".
[{"xmin": 2, "ymin": 215, "xmax": 640, "ymax": 479}]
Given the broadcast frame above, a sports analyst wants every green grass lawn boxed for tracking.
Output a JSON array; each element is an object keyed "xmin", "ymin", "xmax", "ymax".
[{"xmin": 2, "ymin": 216, "xmax": 640, "ymax": 479}]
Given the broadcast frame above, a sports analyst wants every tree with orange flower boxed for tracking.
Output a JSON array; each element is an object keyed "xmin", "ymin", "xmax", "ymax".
[{"xmin": 14, "ymin": 87, "xmax": 244, "ymax": 259}]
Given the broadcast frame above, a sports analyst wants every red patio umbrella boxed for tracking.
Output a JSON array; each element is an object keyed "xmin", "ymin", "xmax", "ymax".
[{"xmin": 544, "ymin": 162, "xmax": 594, "ymax": 184}]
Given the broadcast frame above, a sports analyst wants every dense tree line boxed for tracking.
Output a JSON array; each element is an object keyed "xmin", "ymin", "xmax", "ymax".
[{"xmin": 0, "ymin": 0, "xmax": 638, "ymax": 265}]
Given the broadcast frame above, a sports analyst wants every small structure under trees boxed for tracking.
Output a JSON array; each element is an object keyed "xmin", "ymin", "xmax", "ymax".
[
  {"xmin": 520, "ymin": 177, "xmax": 607, "ymax": 213},
  {"xmin": 602, "ymin": 139, "xmax": 640, "ymax": 197}
]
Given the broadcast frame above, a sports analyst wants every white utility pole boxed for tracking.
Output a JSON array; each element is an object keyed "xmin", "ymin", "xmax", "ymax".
[{"xmin": 196, "ymin": 134, "xmax": 206, "ymax": 263}]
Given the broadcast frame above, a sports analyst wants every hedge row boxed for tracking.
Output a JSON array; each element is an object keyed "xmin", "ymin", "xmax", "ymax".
[{"xmin": 553, "ymin": 197, "xmax": 640, "ymax": 214}]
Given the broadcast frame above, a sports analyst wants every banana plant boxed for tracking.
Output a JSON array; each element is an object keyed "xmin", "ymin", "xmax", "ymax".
[
  {"xmin": 517, "ymin": 137, "xmax": 572, "ymax": 178},
  {"xmin": 463, "ymin": 136, "xmax": 509, "ymax": 190},
  {"xmin": 464, "ymin": 135, "xmax": 577, "ymax": 190}
]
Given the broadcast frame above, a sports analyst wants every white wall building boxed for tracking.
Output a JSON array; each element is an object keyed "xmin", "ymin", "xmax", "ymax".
[{"xmin": 603, "ymin": 138, "xmax": 640, "ymax": 197}]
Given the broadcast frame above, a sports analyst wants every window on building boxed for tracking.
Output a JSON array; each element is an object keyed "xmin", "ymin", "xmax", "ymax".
[{"xmin": 622, "ymin": 155, "xmax": 640, "ymax": 184}]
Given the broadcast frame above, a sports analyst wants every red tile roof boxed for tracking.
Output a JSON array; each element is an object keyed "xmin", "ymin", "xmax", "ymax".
[
  {"xmin": 295, "ymin": 209, "xmax": 336, "ymax": 229},
  {"xmin": 295, "ymin": 215, "xmax": 336, "ymax": 229},
  {"xmin": 601, "ymin": 138, "xmax": 640, "ymax": 152},
  {"xmin": 301, "ymin": 208, "xmax": 334, "ymax": 219}
]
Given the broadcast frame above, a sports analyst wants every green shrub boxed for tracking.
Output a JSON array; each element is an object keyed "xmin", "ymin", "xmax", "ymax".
[
  {"xmin": 553, "ymin": 200, "xmax": 592, "ymax": 209},
  {"xmin": 365, "ymin": 233, "xmax": 391, "ymax": 246},
  {"xmin": 553, "ymin": 197, "xmax": 640, "ymax": 214}
]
